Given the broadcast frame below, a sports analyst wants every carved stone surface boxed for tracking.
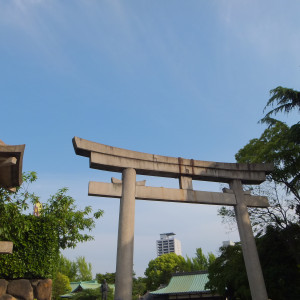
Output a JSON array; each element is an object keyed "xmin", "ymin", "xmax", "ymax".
[
  {"xmin": 0, "ymin": 279, "xmax": 52, "ymax": 300},
  {"xmin": 0, "ymin": 140, "xmax": 25, "ymax": 189},
  {"xmin": 35, "ymin": 279, "xmax": 52, "ymax": 300},
  {"xmin": 0, "ymin": 280, "xmax": 8, "ymax": 297},
  {"xmin": 73, "ymin": 136, "xmax": 273, "ymax": 184},
  {"xmin": 0, "ymin": 294, "xmax": 17, "ymax": 300},
  {"xmin": 7, "ymin": 279, "xmax": 33, "ymax": 300},
  {"xmin": 0, "ymin": 242, "xmax": 13, "ymax": 254}
]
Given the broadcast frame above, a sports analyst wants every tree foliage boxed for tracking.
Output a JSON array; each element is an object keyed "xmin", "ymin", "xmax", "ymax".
[
  {"xmin": 132, "ymin": 276, "xmax": 147, "ymax": 300},
  {"xmin": 96, "ymin": 272, "xmax": 116, "ymax": 284},
  {"xmin": 219, "ymin": 87, "xmax": 300, "ymax": 233},
  {"xmin": 214, "ymin": 86, "xmax": 300, "ymax": 299},
  {"xmin": 261, "ymin": 86, "xmax": 300, "ymax": 121},
  {"xmin": 236, "ymin": 121, "xmax": 300, "ymax": 202},
  {"xmin": 185, "ymin": 248, "xmax": 215, "ymax": 272},
  {"xmin": 41, "ymin": 188, "xmax": 103, "ymax": 249},
  {"xmin": 206, "ymin": 244, "xmax": 250, "ymax": 300},
  {"xmin": 0, "ymin": 213, "xmax": 59, "ymax": 279},
  {"xmin": 207, "ymin": 225, "xmax": 300, "ymax": 300},
  {"xmin": 144, "ymin": 249, "xmax": 215, "ymax": 291},
  {"xmin": 144, "ymin": 253, "xmax": 187, "ymax": 291},
  {"xmin": 75, "ymin": 256, "xmax": 93, "ymax": 281},
  {"xmin": 58, "ymin": 255, "xmax": 93, "ymax": 282},
  {"xmin": 52, "ymin": 272, "xmax": 72, "ymax": 300},
  {"xmin": 0, "ymin": 172, "xmax": 103, "ymax": 279},
  {"xmin": 57, "ymin": 254, "xmax": 78, "ymax": 282},
  {"xmin": 95, "ymin": 272, "xmax": 146, "ymax": 299}
]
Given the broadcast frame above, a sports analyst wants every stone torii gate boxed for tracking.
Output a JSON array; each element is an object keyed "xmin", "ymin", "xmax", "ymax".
[{"xmin": 73, "ymin": 137, "xmax": 273, "ymax": 300}]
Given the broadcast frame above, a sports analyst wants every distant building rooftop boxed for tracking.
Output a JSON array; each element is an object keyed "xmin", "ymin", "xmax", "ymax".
[
  {"xmin": 160, "ymin": 233, "xmax": 175, "ymax": 239},
  {"xmin": 60, "ymin": 280, "xmax": 114, "ymax": 298},
  {"xmin": 222, "ymin": 240, "xmax": 235, "ymax": 247}
]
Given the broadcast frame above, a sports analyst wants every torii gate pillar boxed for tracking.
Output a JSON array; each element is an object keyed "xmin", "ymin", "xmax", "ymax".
[
  {"xmin": 231, "ymin": 180, "xmax": 268, "ymax": 300},
  {"xmin": 115, "ymin": 168, "xmax": 136, "ymax": 300}
]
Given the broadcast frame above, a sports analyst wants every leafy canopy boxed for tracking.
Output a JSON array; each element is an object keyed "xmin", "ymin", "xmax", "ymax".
[
  {"xmin": 57, "ymin": 255, "xmax": 93, "ymax": 282},
  {"xmin": 0, "ymin": 172, "xmax": 103, "ymax": 279},
  {"xmin": 262, "ymin": 86, "xmax": 300, "ymax": 121},
  {"xmin": 144, "ymin": 249, "xmax": 215, "ymax": 291},
  {"xmin": 220, "ymin": 86, "xmax": 300, "ymax": 233},
  {"xmin": 236, "ymin": 121, "xmax": 300, "ymax": 200},
  {"xmin": 206, "ymin": 225, "xmax": 300, "ymax": 300},
  {"xmin": 144, "ymin": 253, "xmax": 187, "ymax": 291},
  {"xmin": 52, "ymin": 272, "xmax": 72, "ymax": 300}
]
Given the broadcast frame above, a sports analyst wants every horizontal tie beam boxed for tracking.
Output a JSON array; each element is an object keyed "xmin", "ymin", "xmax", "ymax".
[{"xmin": 88, "ymin": 181, "xmax": 269, "ymax": 208}]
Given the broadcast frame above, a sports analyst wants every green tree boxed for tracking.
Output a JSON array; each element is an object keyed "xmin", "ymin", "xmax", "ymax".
[
  {"xmin": 96, "ymin": 272, "xmax": 116, "ymax": 284},
  {"xmin": 95, "ymin": 272, "xmax": 146, "ymax": 299},
  {"xmin": 57, "ymin": 254, "xmax": 77, "ymax": 281},
  {"xmin": 236, "ymin": 121, "xmax": 300, "ymax": 203},
  {"xmin": 132, "ymin": 276, "xmax": 147, "ymax": 300},
  {"xmin": 185, "ymin": 248, "xmax": 215, "ymax": 271},
  {"xmin": 215, "ymin": 86, "xmax": 300, "ymax": 299},
  {"xmin": 0, "ymin": 172, "xmax": 103, "ymax": 279},
  {"xmin": 144, "ymin": 253, "xmax": 187, "ymax": 291},
  {"xmin": 41, "ymin": 188, "xmax": 103, "ymax": 249},
  {"xmin": 219, "ymin": 108, "xmax": 300, "ymax": 233},
  {"xmin": 75, "ymin": 256, "xmax": 93, "ymax": 281},
  {"xmin": 257, "ymin": 224, "xmax": 300, "ymax": 299},
  {"xmin": 206, "ymin": 225, "xmax": 300, "ymax": 300},
  {"xmin": 58, "ymin": 255, "xmax": 93, "ymax": 282},
  {"xmin": 206, "ymin": 244, "xmax": 250, "ymax": 300},
  {"xmin": 52, "ymin": 272, "xmax": 72, "ymax": 300},
  {"xmin": 261, "ymin": 86, "xmax": 300, "ymax": 122}
]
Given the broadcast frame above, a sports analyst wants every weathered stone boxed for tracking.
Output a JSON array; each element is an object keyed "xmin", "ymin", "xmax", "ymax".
[
  {"xmin": 0, "ymin": 294, "xmax": 17, "ymax": 300},
  {"xmin": 115, "ymin": 168, "xmax": 136, "ymax": 300},
  {"xmin": 73, "ymin": 136, "xmax": 273, "ymax": 184},
  {"xmin": 35, "ymin": 279, "xmax": 52, "ymax": 300},
  {"xmin": 0, "ymin": 242, "xmax": 13, "ymax": 254},
  {"xmin": 0, "ymin": 280, "xmax": 8, "ymax": 297},
  {"xmin": 7, "ymin": 279, "xmax": 33, "ymax": 300},
  {"xmin": 231, "ymin": 180, "xmax": 268, "ymax": 300},
  {"xmin": 0, "ymin": 141, "xmax": 25, "ymax": 189},
  {"xmin": 89, "ymin": 181, "xmax": 269, "ymax": 207},
  {"xmin": 30, "ymin": 280, "xmax": 40, "ymax": 299},
  {"xmin": 74, "ymin": 138, "xmax": 273, "ymax": 300}
]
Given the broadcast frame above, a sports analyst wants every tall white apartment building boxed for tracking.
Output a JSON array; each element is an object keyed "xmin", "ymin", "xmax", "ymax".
[{"xmin": 156, "ymin": 233, "xmax": 182, "ymax": 257}]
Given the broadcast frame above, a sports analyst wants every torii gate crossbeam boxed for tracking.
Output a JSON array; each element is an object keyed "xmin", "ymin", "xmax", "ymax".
[{"xmin": 73, "ymin": 137, "xmax": 273, "ymax": 300}]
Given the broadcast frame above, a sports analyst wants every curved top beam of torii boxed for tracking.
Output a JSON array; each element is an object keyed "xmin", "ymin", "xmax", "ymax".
[{"xmin": 73, "ymin": 137, "xmax": 273, "ymax": 184}]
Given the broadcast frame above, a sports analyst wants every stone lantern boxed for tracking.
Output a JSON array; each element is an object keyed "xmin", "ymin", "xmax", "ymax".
[{"xmin": 0, "ymin": 139, "xmax": 25, "ymax": 254}]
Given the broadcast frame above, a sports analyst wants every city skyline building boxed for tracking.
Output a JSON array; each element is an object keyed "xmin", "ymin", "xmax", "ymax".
[{"xmin": 156, "ymin": 233, "xmax": 182, "ymax": 257}]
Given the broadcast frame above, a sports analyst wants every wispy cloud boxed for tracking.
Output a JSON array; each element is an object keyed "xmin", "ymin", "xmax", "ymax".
[
  {"xmin": 217, "ymin": 0, "xmax": 300, "ymax": 63},
  {"xmin": 0, "ymin": 0, "xmax": 76, "ymax": 74}
]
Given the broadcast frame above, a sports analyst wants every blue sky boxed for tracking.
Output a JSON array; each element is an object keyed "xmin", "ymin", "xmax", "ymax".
[{"xmin": 1, "ymin": 0, "xmax": 300, "ymax": 277}]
